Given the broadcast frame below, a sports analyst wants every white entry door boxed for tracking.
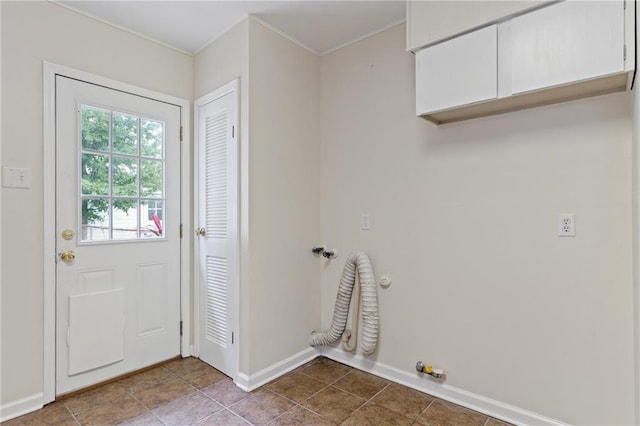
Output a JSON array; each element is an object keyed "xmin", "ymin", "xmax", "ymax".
[
  {"xmin": 196, "ymin": 81, "xmax": 238, "ymax": 379},
  {"xmin": 55, "ymin": 76, "xmax": 182, "ymax": 394}
]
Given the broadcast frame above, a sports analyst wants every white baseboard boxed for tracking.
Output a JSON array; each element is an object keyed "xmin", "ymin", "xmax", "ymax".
[
  {"xmin": 0, "ymin": 393, "xmax": 44, "ymax": 422},
  {"xmin": 235, "ymin": 347, "xmax": 319, "ymax": 391},
  {"xmin": 320, "ymin": 347, "xmax": 568, "ymax": 426}
]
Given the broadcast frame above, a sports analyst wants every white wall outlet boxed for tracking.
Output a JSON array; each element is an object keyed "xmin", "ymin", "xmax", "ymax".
[
  {"xmin": 361, "ymin": 213, "xmax": 370, "ymax": 230},
  {"xmin": 2, "ymin": 167, "xmax": 31, "ymax": 189},
  {"xmin": 558, "ymin": 214, "xmax": 575, "ymax": 237}
]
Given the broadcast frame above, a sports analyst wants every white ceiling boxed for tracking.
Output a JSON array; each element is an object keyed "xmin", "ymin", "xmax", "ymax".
[{"xmin": 54, "ymin": 1, "xmax": 407, "ymax": 56}]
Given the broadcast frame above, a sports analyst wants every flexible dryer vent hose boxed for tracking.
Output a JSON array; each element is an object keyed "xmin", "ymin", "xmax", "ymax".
[{"xmin": 309, "ymin": 251, "xmax": 379, "ymax": 356}]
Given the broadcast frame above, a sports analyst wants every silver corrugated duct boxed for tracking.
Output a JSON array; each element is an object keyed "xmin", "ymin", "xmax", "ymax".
[{"xmin": 309, "ymin": 251, "xmax": 378, "ymax": 356}]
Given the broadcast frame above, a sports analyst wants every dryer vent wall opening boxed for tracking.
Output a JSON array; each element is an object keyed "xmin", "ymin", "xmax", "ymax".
[{"xmin": 309, "ymin": 251, "xmax": 379, "ymax": 356}]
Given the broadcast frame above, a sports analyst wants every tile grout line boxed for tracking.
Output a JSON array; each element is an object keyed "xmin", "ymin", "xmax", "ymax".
[
  {"xmin": 262, "ymin": 365, "xmax": 349, "ymax": 425},
  {"xmin": 127, "ymin": 360, "xmax": 214, "ymax": 425},
  {"xmin": 367, "ymin": 382, "xmax": 391, "ymax": 402},
  {"xmin": 346, "ymin": 382, "xmax": 393, "ymax": 419},
  {"xmin": 293, "ymin": 362, "xmax": 370, "ymax": 424},
  {"xmin": 414, "ymin": 397, "xmax": 437, "ymax": 424},
  {"xmin": 63, "ymin": 403, "xmax": 82, "ymax": 425}
]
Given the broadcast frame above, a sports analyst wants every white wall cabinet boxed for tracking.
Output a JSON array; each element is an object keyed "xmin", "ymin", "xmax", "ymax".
[
  {"xmin": 416, "ymin": 25, "xmax": 497, "ymax": 114},
  {"xmin": 414, "ymin": 0, "xmax": 632, "ymax": 124},
  {"xmin": 510, "ymin": 0, "xmax": 624, "ymax": 94},
  {"xmin": 407, "ymin": 0, "xmax": 548, "ymax": 52}
]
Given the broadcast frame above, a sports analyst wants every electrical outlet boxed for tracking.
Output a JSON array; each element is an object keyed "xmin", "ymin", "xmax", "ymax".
[
  {"xmin": 361, "ymin": 213, "xmax": 370, "ymax": 230},
  {"xmin": 558, "ymin": 214, "xmax": 575, "ymax": 237}
]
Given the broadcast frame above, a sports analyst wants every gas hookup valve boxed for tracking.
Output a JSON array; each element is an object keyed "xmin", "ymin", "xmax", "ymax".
[{"xmin": 416, "ymin": 361, "xmax": 445, "ymax": 379}]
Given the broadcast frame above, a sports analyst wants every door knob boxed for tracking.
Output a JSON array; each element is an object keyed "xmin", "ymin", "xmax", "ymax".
[
  {"xmin": 195, "ymin": 228, "xmax": 206, "ymax": 237},
  {"xmin": 59, "ymin": 250, "xmax": 75, "ymax": 263}
]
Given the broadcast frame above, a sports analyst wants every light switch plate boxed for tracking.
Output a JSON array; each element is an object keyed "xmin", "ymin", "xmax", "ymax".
[{"xmin": 2, "ymin": 167, "xmax": 31, "ymax": 189}]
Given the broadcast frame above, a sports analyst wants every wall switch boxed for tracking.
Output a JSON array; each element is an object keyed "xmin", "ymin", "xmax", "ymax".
[
  {"xmin": 2, "ymin": 167, "xmax": 31, "ymax": 189},
  {"xmin": 558, "ymin": 214, "xmax": 575, "ymax": 237},
  {"xmin": 361, "ymin": 213, "xmax": 370, "ymax": 230}
]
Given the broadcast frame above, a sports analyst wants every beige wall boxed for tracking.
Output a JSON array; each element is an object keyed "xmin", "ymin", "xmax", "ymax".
[
  {"xmin": 247, "ymin": 19, "xmax": 321, "ymax": 374},
  {"xmin": 1, "ymin": 1, "xmax": 192, "ymax": 405},
  {"xmin": 320, "ymin": 24, "xmax": 635, "ymax": 425},
  {"xmin": 194, "ymin": 19, "xmax": 251, "ymax": 374},
  {"xmin": 194, "ymin": 19, "xmax": 321, "ymax": 376}
]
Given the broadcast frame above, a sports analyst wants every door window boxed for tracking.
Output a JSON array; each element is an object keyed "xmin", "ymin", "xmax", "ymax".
[{"xmin": 80, "ymin": 105, "xmax": 166, "ymax": 242}]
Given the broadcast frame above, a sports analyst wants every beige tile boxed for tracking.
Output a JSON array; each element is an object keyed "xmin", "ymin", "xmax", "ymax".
[
  {"xmin": 333, "ymin": 370, "xmax": 390, "ymax": 400},
  {"xmin": 371, "ymin": 383, "xmax": 434, "ymax": 420},
  {"xmin": 133, "ymin": 376, "xmax": 195, "ymax": 409},
  {"xmin": 302, "ymin": 386, "xmax": 364, "ymax": 424},
  {"xmin": 267, "ymin": 372, "xmax": 327, "ymax": 402},
  {"xmin": 152, "ymin": 392, "xmax": 223, "ymax": 425},
  {"xmin": 229, "ymin": 389, "xmax": 295, "ymax": 425},
  {"xmin": 117, "ymin": 367, "xmax": 174, "ymax": 393},
  {"xmin": 197, "ymin": 409, "xmax": 251, "ymax": 425},
  {"xmin": 118, "ymin": 411, "xmax": 163, "ymax": 425},
  {"xmin": 3, "ymin": 403, "xmax": 77, "ymax": 426},
  {"xmin": 341, "ymin": 403, "xmax": 413, "ymax": 426},
  {"xmin": 180, "ymin": 366, "xmax": 227, "ymax": 389},
  {"xmin": 268, "ymin": 405, "xmax": 335, "ymax": 426},
  {"xmin": 74, "ymin": 394, "xmax": 146, "ymax": 425},
  {"xmin": 416, "ymin": 400, "xmax": 487, "ymax": 426},
  {"xmin": 64, "ymin": 382, "xmax": 130, "ymax": 414},
  {"xmin": 164, "ymin": 357, "xmax": 209, "ymax": 377},
  {"xmin": 299, "ymin": 358, "xmax": 352, "ymax": 384},
  {"xmin": 201, "ymin": 378, "xmax": 250, "ymax": 407}
]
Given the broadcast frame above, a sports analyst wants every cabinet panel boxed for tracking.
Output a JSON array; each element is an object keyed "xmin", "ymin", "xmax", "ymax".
[
  {"xmin": 510, "ymin": 0, "xmax": 624, "ymax": 94},
  {"xmin": 512, "ymin": 0, "xmax": 549, "ymax": 14},
  {"xmin": 426, "ymin": 1, "xmax": 475, "ymax": 44},
  {"xmin": 473, "ymin": 1, "xmax": 514, "ymax": 26},
  {"xmin": 407, "ymin": 0, "xmax": 554, "ymax": 51},
  {"xmin": 407, "ymin": 1, "xmax": 431, "ymax": 51},
  {"xmin": 407, "ymin": 1, "xmax": 475, "ymax": 50},
  {"xmin": 416, "ymin": 25, "xmax": 498, "ymax": 115}
]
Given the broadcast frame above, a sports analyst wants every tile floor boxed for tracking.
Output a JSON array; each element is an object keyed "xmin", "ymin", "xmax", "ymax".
[{"xmin": 4, "ymin": 357, "xmax": 512, "ymax": 426}]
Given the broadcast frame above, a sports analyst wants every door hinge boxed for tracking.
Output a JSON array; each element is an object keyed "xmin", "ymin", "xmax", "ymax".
[
  {"xmin": 231, "ymin": 332, "xmax": 234, "ymax": 344},
  {"xmin": 180, "ymin": 223, "xmax": 183, "ymax": 238},
  {"xmin": 180, "ymin": 321, "xmax": 183, "ymax": 336},
  {"xmin": 180, "ymin": 126, "xmax": 183, "ymax": 142},
  {"xmin": 232, "ymin": 125, "xmax": 235, "ymax": 138}
]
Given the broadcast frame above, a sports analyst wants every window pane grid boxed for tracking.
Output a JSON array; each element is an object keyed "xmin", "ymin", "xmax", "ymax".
[{"xmin": 80, "ymin": 105, "xmax": 165, "ymax": 243}]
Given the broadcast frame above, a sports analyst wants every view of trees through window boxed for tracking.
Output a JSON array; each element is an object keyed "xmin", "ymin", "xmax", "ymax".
[{"xmin": 80, "ymin": 105, "xmax": 165, "ymax": 241}]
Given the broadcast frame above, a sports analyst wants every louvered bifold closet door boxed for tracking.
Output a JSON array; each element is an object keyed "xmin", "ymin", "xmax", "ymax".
[{"xmin": 197, "ymin": 86, "xmax": 238, "ymax": 378}]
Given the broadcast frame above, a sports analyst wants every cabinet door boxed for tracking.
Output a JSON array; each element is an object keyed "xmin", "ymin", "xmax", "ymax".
[
  {"xmin": 416, "ymin": 25, "xmax": 498, "ymax": 115},
  {"xmin": 510, "ymin": 0, "xmax": 624, "ymax": 94}
]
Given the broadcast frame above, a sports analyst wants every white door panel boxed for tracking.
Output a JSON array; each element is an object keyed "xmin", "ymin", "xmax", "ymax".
[
  {"xmin": 56, "ymin": 76, "xmax": 181, "ymax": 394},
  {"xmin": 196, "ymin": 82, "xmax": 238, "ymax": 379},
  {"xmin": 68, "ymin": 289, "xmax": 125, "ymax": 375}
]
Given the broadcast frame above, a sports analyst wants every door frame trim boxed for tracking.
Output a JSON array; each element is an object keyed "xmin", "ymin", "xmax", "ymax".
[
  {"xmin": 42, "ymin": 62, "xmax": 192, "ymax": 404},
  {"xmin": 193, "ymin": 79, "xmax": 240, "ymax": 381}
]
